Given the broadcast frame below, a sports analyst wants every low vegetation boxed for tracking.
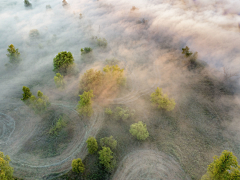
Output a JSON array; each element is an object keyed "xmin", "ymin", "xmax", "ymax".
[
  {"xmin": 49, "ymin": 117, "xmax": 67, "ymax": 136},
  {"xmin": 77, "ymin": 90, "xmax": 94, "ymax": 117},
  {"xmin": 129, "ymin": 121, "xmax": 149, "ymax": 140},
  {"xmin": 54, "ymin": 73, "xmax": 65, "ymax": 89}
]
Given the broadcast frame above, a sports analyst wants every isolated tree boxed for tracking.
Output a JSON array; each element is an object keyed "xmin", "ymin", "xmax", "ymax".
[
  {"xmin": 100, "ymin": 136, "xmax": 117, "ymax": 150},
  {"xmin": 6, "ymin": 44, "xmax": 21, "ymax": 66},
  {"xmin": 81, "ymin": 47, "xmax": 92, "ymax": 55},
  {"xmin": 79, "ymin": 69, "xmax": 104, "ymax": 93},
  {"xmin": 24, "ymin": 0, "xmax": 32, "ymax": 7},
  {"xmin": 54, "ymin": 73, "xmax": 65, "ymax": 89},
  {"xmin": 114, "ymin": 106, "xmax": 135, "ymax": 121},
  {"xmin": 77, "ymin": 90, "xmax": 94, "ymax": 117},
  {"xmin": 53, "ymin": 51, "xmax": 74, "ymax": 74},
  {"xmin": 86, "ymin": 137, "xmax": 98, "ymax": 154},
  {"xmin": 150, "ymin": 87, "xmax": 176, "ymax": 111},
  {"xmin": 0, "ymin": 152, "xmax": 14, "ymax": 180},
  {"xmin": 182, "ymin": 46, "xmax": 193, "ymax": 57},
  {"xmin": 99, "ymin": 147, "xmax": 115, "ymax": 171},
  {"xmin": 129, "ymin": 121, "xmax": 149, "ymax": 141},
  {"xmin": 72, "ymin": 158, "xmax": 85, "ymax": 173},
  {"xmin": 201, "ymin": 150, "xmax": 240, "ymax": 180},
  {"xmin": 21, "ymin": 86, "xmax": 32, "ymax": 101}
]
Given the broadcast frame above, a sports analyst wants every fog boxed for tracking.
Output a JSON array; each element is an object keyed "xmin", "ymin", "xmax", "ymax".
[{"xmin": 1, "ymin": 0, "xmax": 240, "ymax": 179}]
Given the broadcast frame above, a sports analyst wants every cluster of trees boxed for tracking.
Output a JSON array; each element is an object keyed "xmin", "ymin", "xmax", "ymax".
[
  {"xmin": 5, "ymin": 44, "xmax": 21, "ymax": 68},
  {"xmin": 79, "ymin": 65, "xmax": 126, "ymax": 97},
  {"xmin": 72, "ymin": 136, "xmax": 117, "ymax": 175},
  {"xmin": 150, "ymin": 87, "xmax": 176, "ymax": 111},
  {"xmin": 21, "ymin": 86, "xmax": 50, "ymax": 113},
  {"xmin": 53, "ymin": 51, "xmax": 75, "ymax": 75},
  {"xmin": 105, "ymin": 106, "xmax": 135, "ymax": 121},
  {"xmin": 92, "ymin": 36, "xmax": 108, "ymax": 47},
  {"xmin": 129, "ymin": 121, "xmax": 149, "ymax": 141},
  {"xmin": 182, "ymin": 46, "xmax": 204, "ymax": 70}
]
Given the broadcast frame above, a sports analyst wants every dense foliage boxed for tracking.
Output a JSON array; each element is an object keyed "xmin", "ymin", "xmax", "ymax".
[
  {"xmin": 77, "ymin": 90, "xmax": 94, "ymax": 117},
  {"xmin": 0, "ymin": 152, "xmax": 14, "ymax": 180},
  {"xmin": 71, "ymin": 158, "xmax": 85, "ymax": 173},
  {"xmin": 86, "ymin": 137, "xmax": 98, "ymax": 154},
  {"xmin": 24, "ymin": 0, "xmax": 32, "ymax": 7},
  {"xmin": 201, "ymin": 150, "xmax": 240, "ymax": 180},
  {"xmin": 129, "ymin": 121, "xmax": 149, "ymax": 140},
  {"xmin": 100, "ymin": 136, "xmax": 117, "ymax": 150},
  {"xmin": 54, "ymin": 73, "xmax": 65, "ymax": 89},
  {"xmin": 6, "ymin": 44, "xmax": 21, "ymax": 67},
  {"xmin": 98, "ymin": 147, "xmax": 115, "ymax": 171},
  {"xmin": 150, "ymin": 87, "xmax": 176, "ymax": 111},
  {"xmin": 81, "ymin": 47, "xmax": 92, "ymax": 55},
  {"xmin": 53, "ymin": 51, "xmax": 74, "ymax": 74},
  {"xmin": 49, "ymin": 117, "xmax": 67, "ymax": 136},
  {"xmin": 21, "ymin": 86, "xmax": 32, "ymax": 101}
]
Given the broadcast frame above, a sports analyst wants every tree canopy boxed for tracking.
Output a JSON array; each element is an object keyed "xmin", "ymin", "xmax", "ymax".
[
  {"xmin": 54, "ymin": 73, "xmax": 65, "ymax": 89},
  {"xmin": 0, "ymin": 152, "xmax": 14, "ymax": 180},
  {"xmin": 98, "ymin": 147, "xmax": 115, "ymax": 171},
  {"xmin": 201, "ymin": 150, "xmax": 240, "ymax": 180},
  {"xmin": 77, "ymin": 90, "xmax": 94, "ymax": 117},
  {"xmin": 129, "ymin": 121, "xmax": 149, "ymax": 141},
  {"xmin": 100, "ymin": 136, "xmax": 117, "ymax": 150},
  {"xmin": 150, "ymin": 87, "xmax": 176, "ymax": 111},
  {"xmin": 6, "ymin": 44, "xmax": 21, "ymax": 67},
  {"xmin": 53, "ymin": 51, "xmax": 74, "ymax": 74},
  {"xmin": 81, "ymin": 47, "xmax": 92, "ymax": 55},
  {"xmin": 72, "ymin": 158, "xmax": 85, "ymax": 174},
  {"xmin": 86, "ymin": 137, "xmax": 98, "ymax": 154},
  {"xmin": 21, "ymin": 86, "xmax": 32, "ymax": 101}
]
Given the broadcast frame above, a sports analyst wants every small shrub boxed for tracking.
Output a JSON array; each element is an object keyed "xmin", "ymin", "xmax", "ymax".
[
  {"xmin": 72, "ymin": 158, "xmax": 85, "ymax": 173},
  {"xmin": 5, "ymin": 44, "xmax": 21, "ymax": 67},
  {"xmin": 54, "ymin": 73, "xmax": 65, "ymax": 89},
  {"xmin": 114, "ymin": 106, "xmax": 135, "ymax": 121},
  {"xmin": 97, "ymin": 38, "xmax": 107, "ymax": 47},
  {"xmin": 77, "ymin": 90, "xmax": 94, "ymax": 117},
  {"xmin": 29, "ymin": 90, "xmax": 50, "ymax": 113},
  {"xmin": 86, "ymin": 137, "xmax": 98, "ymax": 154},
  {"xmin": 21, "ymin": 86, "xmax": 32, "ymax": 101},
  {"xmin": 0, "ymin": 151, "xmax": 14, "ymax": 180},
  {"xmin": 150, "ymin": 87, "xmax": 176, "ymax": 111},
  {"xmin": 105, "ymin": 108, "xmax": 112, "ymax": 115},
  {"xmin": 49, "ymin": 117, "xmax": 67, "ymax": 136},
  {"xmin": 100, "ymin": 136, "xmax": 117, "ymax": 150},
  {"xmin": 129, "ymin": 121, "xmax": 149, "ymax": 140},
  {"xmin": 81, "ymin": 47, "xmax": 92, "ymax": 55}
]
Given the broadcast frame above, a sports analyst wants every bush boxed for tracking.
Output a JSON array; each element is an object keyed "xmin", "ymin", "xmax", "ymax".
[
  {"xmin": 5, "ymin": 44, "xmax": 21, "ymax": 67},
  {"xmin": 49, "ymin": 117, "xmax": 67, "ymax": 136},
  {"xmin": 0, "ymin": 151, "xmax": 14, "ymax": 180},
  {"xmin": 72, "ymin": 158, "xmax": 85, "ymax": 173},
  {"xmin": 86, "ymin": 137, "xmax": 98, "ymax": 154},
  {"xmin": 81, "ymin": 47, "xmax": 92, "ymax": 55},
  {"xmin": 129, "ymin": 121, "xmax": 149, "ymax": 140},
  {"xmin": 29, "ymin": 29, "xmax": 39, "ymax": 39},
  {"xmin": 100, "ymin": 136, "xmax": 117, "ymax": 150},
  {"xmin": 53, "ymin": 51, "xmax": 74, "ymax": 74},
  {"xmin": 150, "ymin": 87, "xmax": 176, "ymax": 111},
  {"xmin": 103, "ymin": 65, "xmax": 126, "ymax": 86},
  {"xmin": 24, "ymin": 0, "xmax": 32, "ymax": 7},
  {"xmin": 98, "ymin": 147, "xmax": 115, "ymax": 171},
  {"xmin": 105, "ymin": 108, "xmax": 112, "ymax": 115},
  {"xmin": 54, "ymin": 73, "xmax": 65, "ymax": 89},
  {"xmin": 77, "ymin": 90, "xmax": 94, "ymax": 117},
  {"xmin": 114, "ymin": 106, "xmax": 135, "ymax": 121}
]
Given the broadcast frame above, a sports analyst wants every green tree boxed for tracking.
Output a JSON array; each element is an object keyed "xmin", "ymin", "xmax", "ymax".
[
  {"xmin": 105, "ymin": 107, "xmax": 112, "ymax": 115},
  {"xmin": 100, "ymin": 136, "xmax": 117, "ymax": 150},
  {"xmin": 129, "ymin": 121, "xmax": 149, "ymax": 141},
  {"xmin": 21, "ymin": 86, "xmax": 32, "ymax": 101},
  {"xmin": 72, "ymin": 158, "xmax": 85, "ymax": 173},
  {"xmin": 114, "ymin": 106, "xmax": 135, "ymax": 121},
  {"xmin": 0, "ymin": 152, "xmax": 14, "ymax": 180},
  {"xmin": 86, "ymin": 137, "xmax": 98, "ymax": 154},
  {"xmin": 103, "ymin": 65, "xmax": 126, "ymax": 86},
  {"xmin": 150, "ymin": 87, "xmax": 176, "ymax": 111},
  {"xmin": 53, "ymin": 51, "xmax": 74, "ymax": 74},
  {"xmin": 29, "ymin": 90, "xmax": 50, "ymax": 113},
  {"xmin": 6, "ymin": 44, "xmax": 21, "ymax": 66},
  {"xmin": 201, "ymin": 150, "xmax": 240, "ymax": 180},
  {"xmin": 54, "ymin": 73, "xmax": 65, "ymax": 89},
  {"xmin": 81, "ymin": 47, "xmax": 92, "ymax": 55},
  {"xmin": 24, "ymin": 0, "xmax": 32, "ymax": 7},
  {"xmin": 99, "ymin": 147, "xmax": 116, "ymax": 171},
  {"xmin": 77, "ymin": 90, "xmax": 94, "ymax": 117}
]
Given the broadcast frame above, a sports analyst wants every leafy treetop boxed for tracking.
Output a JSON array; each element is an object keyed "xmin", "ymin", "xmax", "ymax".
[
  {"xmin": 150, "ymin": 87, "xmax": 176, "ymax": 111},
  {"xmin": 201, "ymin": 150, "xmax": 240, "ymax": 180},
  {"xmin": 86, "ymin": 137, "xmax": 98, "ymax": 154},
  {"xmin": 6, "ymin": 44, "xmax": 21, "ymax": 65},
  {"xmin": 98, "ymin": 147, "xmax": 115, "ymax": 171},
  {"xmin": 21, "ymin": 86, "xmax": 32, "ymax": 101},
  {"xmin": 53, "ymin": 51, "xmax": 74, "ymax": 74},
  {"xmin": 77, "ymin": 90, "xmax": 94, "ymax": 117},
  {"xmin": 72, "ymin": 158, "xmax": 85, "ymax": 174},
  {"xmin": 0, "ymin": 151, "xmax": 14, "ymax": 180},
  {"xmin": 100, "ymin": 136, "xmax": 117, "ymax": 150},
  {"xmin": 129, "ymin": 121, "xmax": 149, "ymax": 141}
]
